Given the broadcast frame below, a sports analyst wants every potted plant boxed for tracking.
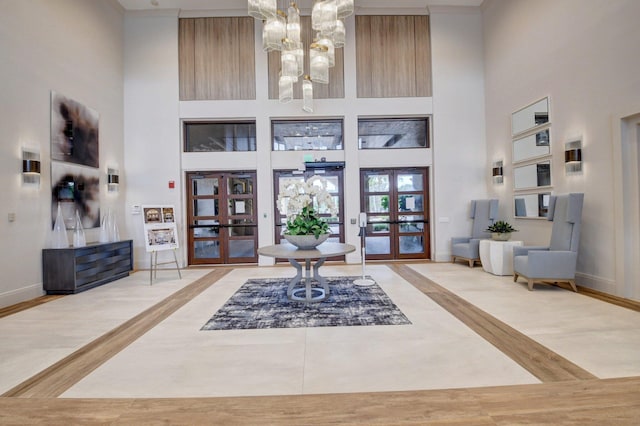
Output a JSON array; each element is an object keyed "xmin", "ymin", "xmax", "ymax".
[
  {"xmin": 277, "ymin": 176, "xmax": 337, "ymax": 249},
  {"xmin": 486, "ymin": 220, "xmax": 518, "ymax": 241}
]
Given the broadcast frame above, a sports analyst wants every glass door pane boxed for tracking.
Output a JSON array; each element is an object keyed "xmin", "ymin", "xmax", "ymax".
[
  {"xmin": 187, "ymin": 171, "xmax": 258, "ymax": 265},
  {"xmin": 273, "ymin": 168, "xmax": 345, "ymax": 258},
  {"xmin": 225, "ymin": 172, "xmax": 258, "ymax": 261},
  {"xmin": 361, "ymin": 168, "xmax": 430, "ymax": 260},
  {"xmin": 361, "ymin": 171, "xmax": 392, "ymax": 258}
]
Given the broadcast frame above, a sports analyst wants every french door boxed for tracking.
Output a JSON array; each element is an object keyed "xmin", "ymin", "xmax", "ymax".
[
  {"xmin": 360, "ymin": 168, "xmax": 430, "ymax": 260},
  {"xmin": 274, "ymin": 168, "xmax": 344, "ymax": 258},
  {"xmin": 186, "ymin": 171, "xmax": 258, "ymax": 265}
]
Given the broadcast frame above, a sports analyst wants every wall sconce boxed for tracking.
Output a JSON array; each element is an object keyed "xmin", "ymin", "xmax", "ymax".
[
  {"xmin": 565, "ymin": 139, "xmax": 582, "ymax": 173},
  {"xmin": 22, "ymin": 148, "xmax": 41, "ymax": 185},
  {"xmin": 107, "ymin": 167, "xmax": 119, "ymax": 192},
  {"xmin": 492, "ymin": 160, "xmax": 504, "ymax": 184}
]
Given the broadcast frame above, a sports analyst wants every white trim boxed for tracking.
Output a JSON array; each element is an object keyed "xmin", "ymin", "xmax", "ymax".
[
  {"xmin": 0, "ymin": 284, "xmax": 45, "ymax": 309},
  {"xmin": 575, "ymin": 271, "xmax": 617, "ymax": 295},
  {"xmin": 611, "ymin": 109, "xmax": 640, "ymax": 300}
]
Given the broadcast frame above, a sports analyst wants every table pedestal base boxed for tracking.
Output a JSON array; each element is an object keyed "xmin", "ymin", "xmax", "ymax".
[{"xmin": 288, "ymin": 257, "xmax": 329, "ymax": 302}]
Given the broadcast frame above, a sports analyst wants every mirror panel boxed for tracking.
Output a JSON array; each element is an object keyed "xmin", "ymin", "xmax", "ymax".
[
  {"xmin": 512, "ymin": 97, "xmax": 549, "ymax": 136},
  {"xmin": 513, "ymin": 128, "xmax": 550, "ymax": 163},
  {"xmin": 514, "ymin": 160, "xmax": 551, "ymax": 190},
  {"xmin": 515, "ymin": 192, "xmax": 551, "ymax": 218}
]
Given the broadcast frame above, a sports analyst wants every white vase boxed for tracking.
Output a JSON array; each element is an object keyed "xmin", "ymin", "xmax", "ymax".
[
  {"xmin": 72, "ymin": 210, "xmax": 86, "ymax": 247},
  {"xmin": 109, "ymin": 209, "xmax": 120, "ymax": 242},
  {"xmin": 283, "ymin": 233, "xmax": 330, "ymax": 249},
  {"xmin": 51, "ymin": 203, "xmax": 69, "ymax": 249},
  {"xmin": 99, "ymin": 208, "xmax": 110, "ymax": 243}
]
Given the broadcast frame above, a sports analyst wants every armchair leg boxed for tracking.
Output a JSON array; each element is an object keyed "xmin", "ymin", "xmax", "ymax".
[
  {"xmin": 568, "ymin": 280, "xmax": 578, "ymax": 292},
  {"xmin": 513, "ymin": 273, "xmax": 519, "ymax": 282},
  {"xmin": 468, "ymin": 259, "xmax": 474, "ymax": 268},
  {"xmin": 527, "ymin": 279, "xmax": 535, "ymax": 291}
]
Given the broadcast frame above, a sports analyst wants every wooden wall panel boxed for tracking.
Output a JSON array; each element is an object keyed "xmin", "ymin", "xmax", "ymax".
[
  {"xmin": 355, "ymin": 15, "xmax": 372, "ymax": 98},
  {"xmin": 356, "ymin": 15, "xmax": 432, "ymax": 98},
  {"xmin": 179, "ymin": 19, "xmax": 196, "ymax": 100},
  {"xmin": 179, "ymin": 17, "xmax": 255, "ymax": 101},
  {"xmin": 414, "ymin": 15, "xmax": 432, "ymax": 97},
  {"xmin": 267, "ymin": 16, "xmax": 344, "ymax": 100}
]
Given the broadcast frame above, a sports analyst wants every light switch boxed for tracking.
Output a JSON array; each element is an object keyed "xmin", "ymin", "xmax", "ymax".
[{"xmin": 8, "ymin": 212, "xmax": 16, "ymax": 222}]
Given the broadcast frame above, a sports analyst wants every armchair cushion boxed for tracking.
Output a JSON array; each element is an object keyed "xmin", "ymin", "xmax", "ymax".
[
  {"xmin": 452, "ymin": 238, "xmax": 481, "ymax": 260},
  {"xmin": 514, "ymin": 250, "xmax": 577, "ymax": 279}
]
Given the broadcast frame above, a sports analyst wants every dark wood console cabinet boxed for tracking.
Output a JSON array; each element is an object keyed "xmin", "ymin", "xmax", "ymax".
[{"xmin": 42, "ymin": 240, "xmax": 133, "ymax": 294}]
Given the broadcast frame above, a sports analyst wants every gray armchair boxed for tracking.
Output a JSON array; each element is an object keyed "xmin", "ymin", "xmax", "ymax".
[
  {"xmin": 451, "ymin": 199, "xmax": 498, "ymax": 267},
  {"xmin": 513, "ymin": 193, "xmax": 584, "ymax": 291}
]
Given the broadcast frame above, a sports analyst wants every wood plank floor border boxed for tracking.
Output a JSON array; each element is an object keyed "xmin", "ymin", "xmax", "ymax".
[
  {"xmin": 0, "ymin": 295, "xmax": 65, "ymax": 319},
  {"xmin": 1, "ymin": 377, "xmax": 639, "ymax": 425},
  {"xmin": 1, "ymin": 268, "xmax": 231, "ymax": 398},
  {"xmin": 388, "ymin": 263, "xmax": 597, "ymax": 382}
]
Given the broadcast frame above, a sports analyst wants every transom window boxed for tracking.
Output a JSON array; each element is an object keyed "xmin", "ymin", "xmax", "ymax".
[
  {"xmin": 272, "ymin": 119, "xmax": 343, "ymax": 151},
  {"xmin": 184, "ymin": 121, "xmax": 256, "ymax": 152},
  {"xmin": 358, "ymin": 117, "xmax": 430, "ymax": 149}
]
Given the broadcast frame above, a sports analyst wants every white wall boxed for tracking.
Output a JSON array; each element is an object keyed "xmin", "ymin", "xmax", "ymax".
[
  {"xmin": 123, "ymin": 10, "xmax": 181, "ymax": 267},
  {"xmin": 121, "ymin": 6, "xmax": 488, "ymax": 269},
  {"xmin": 0, "ymin": 0, "xmax": 125, "ymax": 308},
  {"xmin": 483, "ymin": 0, "xmax": 640, "ymax": 296},
  {"xmin": 430, "ymin": 7, "xmax": 488, "ymax": 261}
]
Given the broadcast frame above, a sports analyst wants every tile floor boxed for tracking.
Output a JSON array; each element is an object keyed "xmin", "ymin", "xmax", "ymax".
[{"xmin": 1, "ymin": 263, "xmax": 638, "ymax": 399}]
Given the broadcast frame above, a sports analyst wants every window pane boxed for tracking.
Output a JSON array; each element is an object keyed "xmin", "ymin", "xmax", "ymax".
[
  {"xmin": 194, "ymin": 199, "xmax": 218, "ymax": 216},
  {"xmin": 365, "ymin": 236, "xmax": 390, "ymax": 254},
  {"xmin": 272, "ymin": 119, "xmax": 343, "ymax": 151},
  {"xmin": 193, "ymin": 178, "xmax": 218, "ymax": 196},
  {"xmin": 399, "ymin": 235, "xmax": 424, "ymax": 254},
  {"xmin": 229, "ymin": 240, "xmax": 255, "ymax": 258},
  {"xmin": 365, "ymin": 174, "xmax": 390, "ymax": 192},
  {"xmin": 194, "ymin": 241, "xmax": 220, "ymax": 259},
  {"xmin": 228, "ymin": 177, "xmax": 253, "ymax": 195},
  {"xmin": 184, "ymin": 122, "xmax": 256, "ymax": 152},
  {"xmin": 366, "ymin": 195, "xmax": 390, "ymax": 213},
  {"xmin": 397, "ymin": 173, "xmax": 423, "ymax": 191},
  {"xmin": 228, "ymin": 199, "xmax": 253, "ymax": 216},
  {"xmin": 358, "ymin": 117, "xmax": 429, "ymax": 149},
  {"xmin": 398, "ymin": 195, "xmax": 423, "ymax": 212},
  {"xmin": 193, "ymin": 220, "xmax": 219, "ymax": 238}
]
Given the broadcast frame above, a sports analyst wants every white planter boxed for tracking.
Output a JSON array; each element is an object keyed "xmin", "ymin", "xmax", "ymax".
[
  {"xmin": 491, "ymin": 232, "xmax": 512, "ymax": 241},
  {"xmin": 283, "ymin": 233, "xmax": 330, "ymax": 249}
]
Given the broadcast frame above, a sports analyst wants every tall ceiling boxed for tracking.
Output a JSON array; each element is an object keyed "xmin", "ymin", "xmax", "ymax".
[{"xmin": 117, "ymin": 0, "xmax": 484, "ymax": 12}]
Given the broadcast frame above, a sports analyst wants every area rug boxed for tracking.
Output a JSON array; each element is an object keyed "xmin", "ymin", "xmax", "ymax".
[{"xmin": 201, "ymin": 276, "xmax": 411, "ymax": 330}]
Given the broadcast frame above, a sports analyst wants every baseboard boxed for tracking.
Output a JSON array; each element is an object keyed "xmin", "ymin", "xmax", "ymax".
[
  {"xmin": 434, "ymin": 252, "xmax": 452, "ymax": 262},
  {"xmin": 575, "ymin": 271, "xmax": 618, "ymax": 296},
  {"xmin": 0, "ymin": 284, "xmax": 45, "ymax": 309}
]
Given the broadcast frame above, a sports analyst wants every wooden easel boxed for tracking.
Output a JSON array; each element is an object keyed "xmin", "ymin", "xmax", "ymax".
[{"xmin": 149, "ymin": 248, "xmax": 181, "ymax": 285}]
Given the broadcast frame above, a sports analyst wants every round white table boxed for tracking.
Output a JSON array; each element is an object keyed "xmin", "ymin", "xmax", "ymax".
[
  {"xmin": 479, "ymin": 239, "xmax": 523, "ymax": 276},
  {"xmin": 258, "ymin": 242, "xmax": 356, "ymax": 302}
]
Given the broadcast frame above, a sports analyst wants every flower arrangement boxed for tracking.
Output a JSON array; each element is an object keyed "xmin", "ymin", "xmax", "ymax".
[
  {"xmin": 486, "ymin": 220, "xmax": 518, "ymax": 233},
  {"xmin": 277, "ymin": 176, "xmax": 337, "ymax": 238}
]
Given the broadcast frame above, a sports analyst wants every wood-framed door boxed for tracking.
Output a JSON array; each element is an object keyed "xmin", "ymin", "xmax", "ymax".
[
  {"xmin": 273, "ymin": 167, "xmax": 345, "ymax": 260},
  {"xmin": 186, "ymin": 171, "xmax": 258, "ymax": 265},
  {"xmin": 360, "ymin": 167, "xmax": 430, "ymax": 260}
]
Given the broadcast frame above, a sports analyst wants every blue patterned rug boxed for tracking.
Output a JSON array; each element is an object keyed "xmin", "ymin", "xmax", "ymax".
[{"xmin": 201, "ymin": 276, "xmax": 411, "ymax": 330}]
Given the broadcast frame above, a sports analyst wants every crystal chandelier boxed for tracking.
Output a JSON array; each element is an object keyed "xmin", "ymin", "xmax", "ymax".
[{"xmin": 248, "ymin": 0, "xmax": 354, "ymax": 113}]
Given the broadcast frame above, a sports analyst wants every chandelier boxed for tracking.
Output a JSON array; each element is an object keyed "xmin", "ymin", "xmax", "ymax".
[{"xmin": 248, "ymin": 0, "xmax": 354, "ymax": 113}]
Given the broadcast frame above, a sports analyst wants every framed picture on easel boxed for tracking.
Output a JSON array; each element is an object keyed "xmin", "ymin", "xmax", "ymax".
[{"xmin": 142, "ymin": 205, "xmax": 179, "ymax": 252}]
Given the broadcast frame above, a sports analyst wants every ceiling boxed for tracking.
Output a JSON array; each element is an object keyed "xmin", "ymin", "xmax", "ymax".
[{"xmin": 117, "ymin": 0, "xmax": 484, "ymax": 12}]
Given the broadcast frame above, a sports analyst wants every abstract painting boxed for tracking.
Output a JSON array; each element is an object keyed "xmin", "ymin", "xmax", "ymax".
[
  {"xmin": 51, "ymin": 162, "xmax": 101, "ymax": 229},
  {"xmin": 51, "ymin": 91, "xmax": 99, "ymax": 168}
]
